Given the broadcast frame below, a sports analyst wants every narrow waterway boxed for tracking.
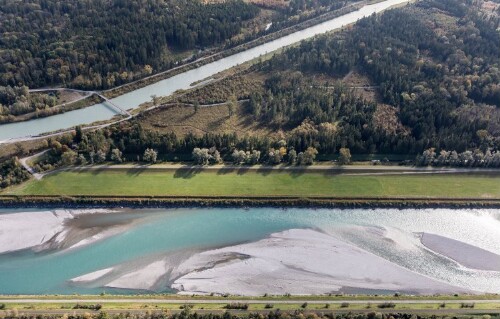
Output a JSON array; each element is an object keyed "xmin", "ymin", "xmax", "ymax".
[{"xmin": 0, "ymin": 0, "xmax": 410, "ymax": 141}]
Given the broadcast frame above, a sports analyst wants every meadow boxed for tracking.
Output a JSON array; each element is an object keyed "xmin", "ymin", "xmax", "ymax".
[{"xmin": 8, "ymin": 168, "xmax": 500, "ymax": 199}]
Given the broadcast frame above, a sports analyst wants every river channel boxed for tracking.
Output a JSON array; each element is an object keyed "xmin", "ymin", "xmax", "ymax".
[{"xmin": 0, "ymin": 208, "xmax": 499, "ymax": 295}]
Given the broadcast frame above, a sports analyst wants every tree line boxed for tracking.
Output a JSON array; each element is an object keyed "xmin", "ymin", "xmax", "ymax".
[
  {"xmin": 31, "ymin": 123, "xmax": 329, "ymax": 171},
  {"xmin": 416, "ymin": 147, "xmax": 500, "ymax": 167}
]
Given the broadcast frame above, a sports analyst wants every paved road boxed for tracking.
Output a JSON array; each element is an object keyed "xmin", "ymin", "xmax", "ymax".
[{"xmin": 18, "ymin": 150, "xmax": 49, "ymax": 180}]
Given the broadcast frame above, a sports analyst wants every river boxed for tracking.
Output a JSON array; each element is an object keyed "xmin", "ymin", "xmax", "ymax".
[
  {"xmin": 0, "ymin": 207, "xmax": 499, "ymax": 295},
  {"xmin": 0, "ymin": 0, "xmax": 410, "ymax": 141}
]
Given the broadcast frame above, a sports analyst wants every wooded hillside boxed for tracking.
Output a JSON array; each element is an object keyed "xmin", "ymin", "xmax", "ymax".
[{"xmin": 0, "ymin": 0, "xmax": 259, "ymax": 90}]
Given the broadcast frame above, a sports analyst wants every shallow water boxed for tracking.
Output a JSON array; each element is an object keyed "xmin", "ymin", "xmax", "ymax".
[{"xmin": 0, "ymin": 207, "xmax": 499, "ymax": 295}]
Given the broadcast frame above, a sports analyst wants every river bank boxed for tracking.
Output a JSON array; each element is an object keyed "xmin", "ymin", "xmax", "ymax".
[
  {"xmin": 1, "ymin": 195, "xmax": 500, "ymax": 209},
  {"xmin": 0, "ymin": 94, "xmax": 103, "ymax": 125}
]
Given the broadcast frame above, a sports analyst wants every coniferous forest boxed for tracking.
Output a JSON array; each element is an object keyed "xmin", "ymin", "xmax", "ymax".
[
  {"xmin": 0, "ymin": 0, "xmax": 259, "ymax": 89},
  {"xmin": 247, "ymin": 0, "xmax": 500, "ymax": 154}
]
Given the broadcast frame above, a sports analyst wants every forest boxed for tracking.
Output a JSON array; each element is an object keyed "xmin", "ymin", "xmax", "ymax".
[
  {"xmin": 16, "ymin": 0, "xmax": 500, "ymax": 171},
  {"xmin": 0, "ymin": 0, "xmax": 259, "ymax": 90},
  {"xmin": 2, "ymin": 0, "xmax": 500, "ymax": 178},
  {"xmin": 249, "ymin": 0, "xmax": 500, "ymax": 154}
]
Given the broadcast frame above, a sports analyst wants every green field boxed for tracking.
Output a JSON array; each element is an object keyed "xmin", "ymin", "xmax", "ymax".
[{"xmin": 7, "ymin": 168, "xmax": 500, "ymax": 198}]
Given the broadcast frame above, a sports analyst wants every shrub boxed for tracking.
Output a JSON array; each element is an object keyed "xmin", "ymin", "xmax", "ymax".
[
  {"xmin": 377, "ymin": 303, "xmax": 396, "ymax": 309},
  {"xmin": 143, "ymin": 148, "xmax": 158, "ymax": 163},
  {"xmin": 224, "ymin": 303, "xmax": 249, "ymax": 310},
  {"xmin": 301, "ymin": 302, "xmax": 308, "ymax": 309},
  {"xmin": 73, "ymin": 304, "xmax": 102, "ymax": 311},
  {"xmin": 0, "ymin": 303, "xmax": 5, "ymax": 310},
  {"xmin": 341, "ymin": 302, "xmax": 349, "ymax": 308},
  {"xmin": 265, "ymin": 304, "xmax": 274, "ymax": 309}
]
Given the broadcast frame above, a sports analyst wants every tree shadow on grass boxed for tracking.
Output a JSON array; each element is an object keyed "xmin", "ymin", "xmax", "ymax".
[
  {"xmin": 174, "ymin": 165, "xmax": 203, "ymax": 179},
  {"xmin": 236, "ymin": 166, "xmax": 251, "ymax": 175},
  {"xmin": 288, "ymin": 167, "xmax": 306, "ymax": 178},
  {"xmin": 207, "ymin": 117, "xmax": 227, "ymax": 131},
  {"xmin": 321, "ymin": 165, "xmax": 347, "ymax": 177},
  {"xmin": 125, "ymin": 165, "xmax": 149, "ymax": 176},
  {"xmin": 216, "ymin": 165, "xmax": 237, "ymax": 175},
  {"xmin": 179, "ymin": 110, "xmax": 195, "ymax": 122},
  {"xmin": 73, "ymin": 165, "xmax": 116, "ymax": 176},
  {"xmin": 256, "ymin": 166, "xmax": 273, "ymax": 176}
]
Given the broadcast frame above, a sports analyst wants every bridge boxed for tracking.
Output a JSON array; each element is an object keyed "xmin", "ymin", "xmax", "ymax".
[{"xmin": 29, "ymin": 88, "xmax": 131, "ymax": 116}]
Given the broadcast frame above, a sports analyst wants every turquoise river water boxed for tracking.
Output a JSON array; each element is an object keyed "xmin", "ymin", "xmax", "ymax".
[{"xmin": 0, "ymin": 208, "xmax": 499, "ymax": 295}]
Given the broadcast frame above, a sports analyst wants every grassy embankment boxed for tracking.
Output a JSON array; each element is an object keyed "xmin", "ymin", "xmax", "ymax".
[{"xmin": 6, "ymin": 169, "xmax": 500, "ymax": 199}]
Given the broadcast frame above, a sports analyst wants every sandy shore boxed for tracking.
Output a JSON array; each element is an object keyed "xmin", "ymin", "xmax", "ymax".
[
  {"xmin": 421, "ymin": 233, "xmax": 500, "ymax": 271},
  {"xmin": 73, "ymin": 229, "xmax": 468, "ymax": 295},
  {"xmin": 0, "ymin": 210, "xmax": 70, "ymax": 254},
  {"xmin": 106, "ymin": 261, "xmax": 169, "ymax": 290},
  {"xmin": 71, "ymin": 268, "xmax": 114, "ymax": 282},
  {"xmin": 171, "ymin": 229, "xmax": 467, "ymax": 295},
  {"xmin": 0, "ymin": 209, "xmax": 129, "ymax": 254}
]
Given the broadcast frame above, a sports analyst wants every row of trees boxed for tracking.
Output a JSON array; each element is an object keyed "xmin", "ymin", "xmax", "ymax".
[
  {"xmin": 0, "ymin": 0, "xmax": 259, "ymax": 89},
  {"xmin": 416, "ymin": 148, "xmax": 500, "ymax": 167},
  {"xmin": 230, "ymin": 145, "xmax": 319, "ymax": 165},
  {"xmin": 38, "ymin": 143, "xmax": 161, "ymax": 171},
  {"xmin": 33, "ymin": 122, "xmax": 356, "ymax": 169}
]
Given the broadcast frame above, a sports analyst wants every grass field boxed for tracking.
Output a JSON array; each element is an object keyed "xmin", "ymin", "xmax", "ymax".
[{"xmin": 7, "ymin": 169, "xmax": 500, "ymax": 198}]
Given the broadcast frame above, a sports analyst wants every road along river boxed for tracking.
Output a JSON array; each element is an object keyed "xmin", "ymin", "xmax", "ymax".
[
  {"xmin": 0, "ymin": 0, "xmax": 410, "ymax": 141},
  {"xmin": 0, "ymin": 207, "xmax": 499, "ymax": 295}
]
